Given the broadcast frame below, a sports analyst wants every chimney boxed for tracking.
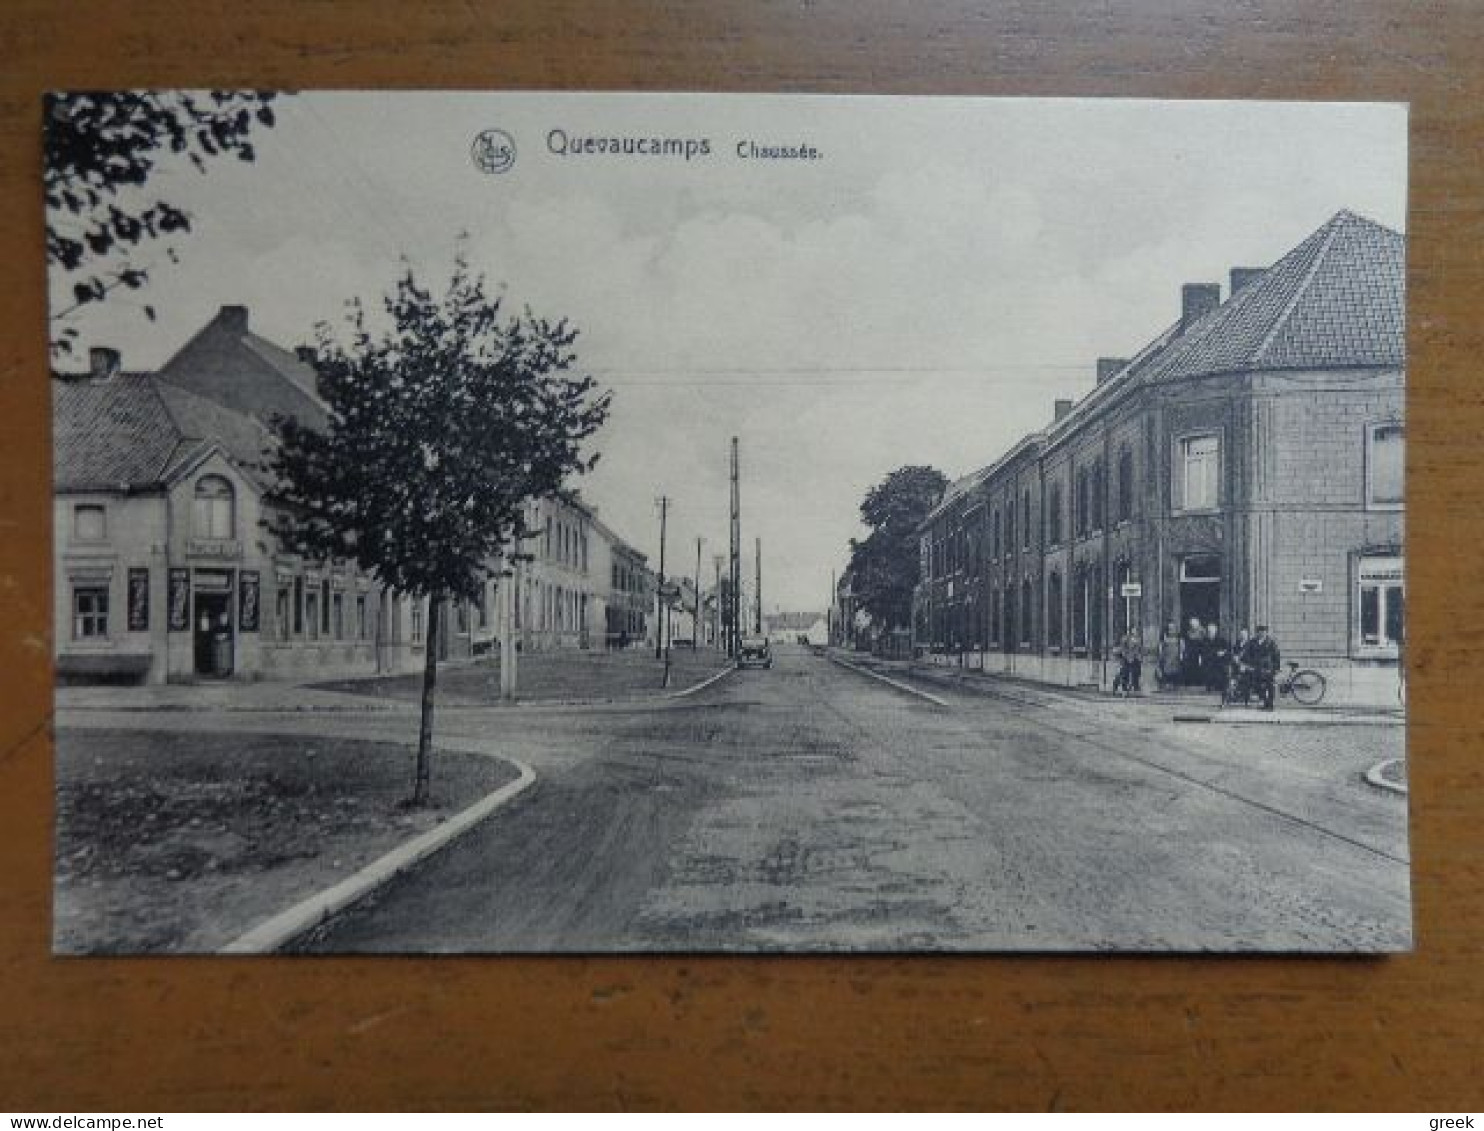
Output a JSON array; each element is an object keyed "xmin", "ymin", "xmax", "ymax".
[
  {"xmin": 1054, "ymin": 398, "xmax": 1074, "ymax": 421},
  {"xmin": 1229, "ymin": 267, "xmax": 1265, "ymax": 295},
  {"xmin": 1096, "ymin": 357, "xmax": 1128, "ymax": 385},
  {"xmin": 88, "ymin": 346, "xmax": 121, "ymax": 381},
  {"xmin": 217, "ymin": 305, "xmax": 249, "ymax": 334},
  {"xmin": 294, "ymin": 346, "xmax": 317, "ymax": 364},
  {"xmin": 1180, "ymin": 284, "xmax": 1221, "ymax": 331}
]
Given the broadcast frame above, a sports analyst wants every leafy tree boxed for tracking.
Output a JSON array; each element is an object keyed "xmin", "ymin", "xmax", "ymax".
[
  {"xmin": 44, "ymin": 90, "xmax": 282, "ymax": 354},
  {"xmin": 848, "ymin": 465, "xmax": 949, "ymax": 634},
  {"xmin": 266, "ymin": 256, "xmax": 611, "ymax": 804}
]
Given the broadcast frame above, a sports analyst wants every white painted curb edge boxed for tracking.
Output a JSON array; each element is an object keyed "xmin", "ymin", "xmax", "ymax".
[
  {"xmin": 828, "ymin": 654, "xmax": 951, "ymax": 708},
  {"xmin": 1365, "ymin": 757, "xmax": 1408, "ymax": 796},
  {"xmin": 219, "ymin": 757, "xmax": 537, "ymax": 954},
  {"xmin": 664, "ymin": 663, "xmax": 737, "ymax": 700}
]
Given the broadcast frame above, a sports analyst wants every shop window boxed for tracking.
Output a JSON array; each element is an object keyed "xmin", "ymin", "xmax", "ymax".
[
  {"xmin": 73, "ymin": 586, "xmax": 109, "ymax": 639},
  {"xmin": 1357, "ymin": 556, "xmax": 1404, "ymax": 655},
  {"xmin": 1178, "ymin": 434, "xmax": 1220, "ymax": 511},
  {"xmin": 276, "ymin": 586, "xmax": 291, "ymax": 642},
  {"xmin": 73, "ymin": 504, "xmax": 106, "ymax": 542},
  {"xmin": 193, "ymin": 475, "xmax": 235, "ymax": 539},
  {"xmin": 1020, "ymin": 579, "xmax": 1033, "ymax": 646},
  {"xmin": 1367, "ymin": 423, "xmax": 1404, "ymax": 508}
]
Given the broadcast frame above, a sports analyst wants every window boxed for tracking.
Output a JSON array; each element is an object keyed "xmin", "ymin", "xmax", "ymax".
[
  {"xmin": 357, "ymin": 594, "xmax": 368, "ymax": 640},
  {"xmin": 1179, "ymin": 435, "xmax": 1220, "ymax": 511},
  {"xmin": 1021, "ymin": 489, "xmax": 1032, "ymax": 549},
  {"xmin": 276, "ymin": 586, "xmax": 291, "ymax": 642},
  {"xmin": 1357, "ymin": 556, "xmax": 1404, "ymax": 655},
  {"xmin": 73, "ymin": 504, "xmax": 106, "ymax": 541},
  {"xmin": 333, "ymin": 592, "xmax": 344, "ymax": 639},
  {"xmin": 1005, "ymin": 506, "xmax": 1015, "ymax": 557},
  {"xmin": 321, "ymin": 580, "xmax": 331, "ymax": 635},
  {"xmin": 1049, "ymin": 483, "xmax": 1063, "ymax": 546},
  {"xmin": 411, "ymin": 600, "xmax": 425, "ymax": 644},
  {"xmin": 1020, "ymin": 579, "xmax": 1033, "ymax": 646},
  {"xmin": 992, "ymin": 509, "xmax": 1001, "ymax": 559},
  {"xmin": 1072, "ymin": 567, "xmax": 1088, "ymax": 650},
  {"xmin": 1091, "ymin": 460, "xmax": 1105, "ymax": 531},
  {"xmin": 305, "ymin": 590, "xmax": 320, "ymax": 640},
  {"xmin": 1118, "ymin": 446, "xmax": 1134, "ymax": 523},
  {"xmin": 989, "ymin": 585, "xmax": 1000, "ymax": 645},
  {"xmin": 72, "ymin": 586, "xmax": 109, "ymax": 639},
  {"xmin": 1047, "ymin": 571, "xmax": 1063, "ymax": 650},
  {"xmin": 193, "ymin": 475, "xmax": 235, "ymax": 539},
  {"xmin": 1367, "ymin": 423, "xmax": 1404, "ymax": 507},
  {"xmin": 1075, "ymin": 469, "xmax": 1089, "ymax": 537},
  {"xmin": 293, "ymin": 576, "xmax": 304, "ymax": 635}
]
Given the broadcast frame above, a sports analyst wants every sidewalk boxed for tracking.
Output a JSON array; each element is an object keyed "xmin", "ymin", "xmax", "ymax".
[
  {"xmin": 834, "ymin": 649, "xmax": 1403, "ymax": 727},
  {"xmin": 56, "ymin": 647, "xmax": 734, "ymax": 713}
]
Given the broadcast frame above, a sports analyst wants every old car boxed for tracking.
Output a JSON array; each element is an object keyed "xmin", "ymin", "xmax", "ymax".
[{"xmin": 738, "ymin": 635, "xmax": 773, "ymax": 669}]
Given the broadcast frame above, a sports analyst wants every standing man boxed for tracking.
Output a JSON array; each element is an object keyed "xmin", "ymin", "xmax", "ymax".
[
  {"xmin": 1181, "ymin": 616, "xmax": 1205, "ymax": 687},
  {"xmin": 1204, "ymin": 621, "xmax": 1231, "ymax": 694},
  {"xmin": 1245, "ymin": 625, "xmax": 1282, "ymax": 711}
]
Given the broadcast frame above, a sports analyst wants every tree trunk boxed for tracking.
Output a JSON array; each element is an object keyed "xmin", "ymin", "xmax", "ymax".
[{"xmin": 413, "ymin": 595, "xmax": 440, "ymax": 805}]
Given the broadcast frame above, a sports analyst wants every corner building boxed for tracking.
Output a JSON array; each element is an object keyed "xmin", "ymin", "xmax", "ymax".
[{"xmin": 915, "ymin": 210, "xmax": 1405, "ymax": 705}]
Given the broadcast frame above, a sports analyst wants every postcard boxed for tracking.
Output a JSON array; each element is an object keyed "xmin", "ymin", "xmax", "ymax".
[{"xmin": 46, "ymin": 91, "xmax": 1409, "ymax": 953}]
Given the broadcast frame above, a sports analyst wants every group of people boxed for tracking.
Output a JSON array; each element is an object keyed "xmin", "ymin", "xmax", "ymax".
[{"xmin": 1112, "ymin": 617, "xmax": 1281, "ymax": 710}]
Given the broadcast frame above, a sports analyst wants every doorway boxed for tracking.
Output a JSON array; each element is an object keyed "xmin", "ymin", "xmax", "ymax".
[
  {"xmin": 193, "ymin": 571, "xmax": 234, "ymax": 678},
  {"xmin": 1178, "ymin": 554, "xmax": 1222, "ymax": 630}
]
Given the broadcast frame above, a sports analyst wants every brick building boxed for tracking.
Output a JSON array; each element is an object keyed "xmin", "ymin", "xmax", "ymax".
[{"xmin": 914, "ymin": 210, "xmax": 1405, "ymax": 704}]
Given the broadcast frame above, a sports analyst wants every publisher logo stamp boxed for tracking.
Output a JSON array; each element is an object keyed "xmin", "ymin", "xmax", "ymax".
[{"xmin": 471, "ymin": 129, "xmax": 517, "ymax": 174}]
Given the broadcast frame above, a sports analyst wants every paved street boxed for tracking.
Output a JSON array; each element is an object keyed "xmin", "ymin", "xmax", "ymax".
[{"xmin": 179, "ymin": 642, "xmax": 1408, "ymax": 954}]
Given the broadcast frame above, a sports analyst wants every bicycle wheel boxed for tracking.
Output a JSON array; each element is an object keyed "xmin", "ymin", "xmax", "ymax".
[{"xmin": 1289, "ymin": 668, "xmax": 1326, "ymax": 705}]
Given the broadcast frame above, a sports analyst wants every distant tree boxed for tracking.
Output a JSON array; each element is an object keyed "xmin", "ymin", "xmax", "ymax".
[
  {"xmin": 266, "ymin": 255, "xmax": 611, "ymax": 804},
  {"xmin": 848, "ymin": 465, "xmax": 949, "ymax": 634},
  {"xmin": 44, "ymin": 90, "xmax": 282, "ymax": 355}
]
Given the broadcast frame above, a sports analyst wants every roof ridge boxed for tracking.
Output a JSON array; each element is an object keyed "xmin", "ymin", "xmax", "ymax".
[{"xmin": 1251, "ymin": 214, "xmax": 1344, "ymax": 365}]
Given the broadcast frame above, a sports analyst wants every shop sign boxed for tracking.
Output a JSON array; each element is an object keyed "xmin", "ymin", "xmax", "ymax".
[
  {"xmin": 239, "ymin": 570, "xmax": 261, "ymax": 632},
  {"xmin": 1299, "ymin": 578, "xmax": 1323, "ymax": 594},
  {"xmin": 186, "ymin": 538, "xmax": 242, "ymax": 560},
  {"xmin": 167, "ymin": 569, "xmax": 190, "ymax": 631},
  {"xmin": 127, "ymin": 568, "xmax": 150, "ymax": 631}
]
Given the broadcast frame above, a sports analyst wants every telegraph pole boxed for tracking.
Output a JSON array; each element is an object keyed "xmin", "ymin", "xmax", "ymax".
[
  {"xmin": 755, "ymin": 536, "xmax": 763, "ymax": 635},
  {"xmin": 712, "ymin": 554, "xmax": 724, "ymax": 650},
  {"xmin": 655, "ymin": 495, "xmax": 669, "ymax": 661},
  {"xmin": 694, "ymin": 535, "xmax": 704, "ymax": 649},
  {"xmin": 729, "ymin": 437, "xmax": 741, "ymax": 658}
]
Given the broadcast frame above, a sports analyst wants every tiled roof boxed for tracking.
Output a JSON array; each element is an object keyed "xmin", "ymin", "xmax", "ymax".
[
  {"xmin": 52, "ymin": 377, "xmax": 185, "ymax": 492},
  {"xmin": 1140, "ymin": 209, "xmax": 1405, "ymax": 383},
  {"xmin": 52, "ymin": 374, "xmax": 277, "ymax": 493}
]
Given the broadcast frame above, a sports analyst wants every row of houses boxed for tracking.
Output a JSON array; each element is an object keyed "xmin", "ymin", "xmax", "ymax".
[
  {"xmin": 53, "ymin": 304, "xmax": 656, "ymax": 685},
  {"xmin": 901, "ymin": 210, "xmax": 1405, "ymax": 705}
]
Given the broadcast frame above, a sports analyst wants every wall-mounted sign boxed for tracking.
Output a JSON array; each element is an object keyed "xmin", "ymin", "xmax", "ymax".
[
  {"xmin": 239, "ymin": 570, "xmax": 261, "ymax": 632},
  {"xmin": 185, "ymin": 538, "xmax": 242, "ymax": 560},
  {"xmin": 167, "ymin": 569, "xmax": 190, "ymax": 631},
  {"xmin": 1299, "ymin": 578, "xmax": 1324, "ymax": 594},
  {"xmin": 127, "ymin": 568, "xmax": 150, "ymax": 631},
  {"xmin": 1120, "ymin": 582, "xmax": 1143, "ymax": 598}
]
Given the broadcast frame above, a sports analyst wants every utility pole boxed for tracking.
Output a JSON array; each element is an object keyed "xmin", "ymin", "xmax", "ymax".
[
  {"xmin": 694, "ymin": 535, "xmax": 704, "ymax": 649},
  {"xmin": 729, "ymin": 437, "xmax": 741, "ymax": 658},
  {"xmin": 655, "ymin": 495, "xmax": 669, "ymax": 662},
  {"xmin": 755, "ymin": 536, "xmax": 763, "ymax": 635},
  {"xmin": 499, "ymin": 559, "xmax": 518, "ymax": 701},
  {"xmin": 713, "ymin": 554, "xmax": 724, "ymax": 650}
]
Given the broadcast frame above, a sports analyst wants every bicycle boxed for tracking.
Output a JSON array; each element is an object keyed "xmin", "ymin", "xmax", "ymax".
[{"xmin": 1277, "ymin": 661, "xmax": 1327, "ymax": 706}]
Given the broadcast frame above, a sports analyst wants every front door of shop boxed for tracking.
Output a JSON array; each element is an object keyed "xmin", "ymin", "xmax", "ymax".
[
  {"xmin": 193, "ymin": 571, "xmax": 234, "ymax": 677},
  {"xmin": 1178, "ymin": 554, "xmax": 1222, "ymax": 631}
]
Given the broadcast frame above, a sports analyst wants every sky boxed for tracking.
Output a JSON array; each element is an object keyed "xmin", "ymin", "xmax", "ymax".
[{"xmin": 49, "ymin": 93, "xmax": 1407, "ymax": 613}]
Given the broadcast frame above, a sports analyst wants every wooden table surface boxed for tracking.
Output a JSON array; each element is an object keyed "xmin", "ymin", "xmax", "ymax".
[{"xmin": 2, "ymin": 0, "xmax": 1480, "ymax": 1111}]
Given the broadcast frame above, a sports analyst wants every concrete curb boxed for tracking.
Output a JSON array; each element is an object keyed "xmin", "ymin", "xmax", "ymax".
[
  {"xmin": 219, "ymin": 755, "xmax": 537, "ymax": 954},
  {"xmin": 1210, "ymin": 709, "xmax": 1405, "ymax": 727},
  {"xmin": 1365, "ymin": 757, "xmax": 1409, "ymax": 796},
  {"xmin": 663, "ymin": 662, "xmax": 737, "ymax": 700},
  {"xmin": 829, "ymin": 653, "xmax": 950, "ymax": 708}
]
